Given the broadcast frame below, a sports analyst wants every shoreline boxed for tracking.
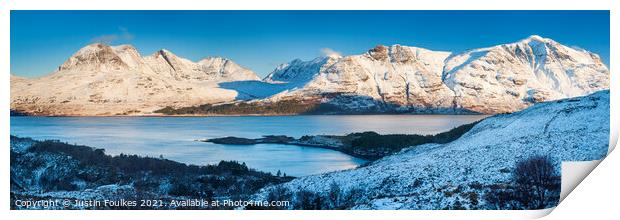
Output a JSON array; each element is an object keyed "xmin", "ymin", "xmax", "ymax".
[
  {"xmin": 198, "ymin": 119, "xmax": 481, "ymax": 161},
  {"xmin": 199, "ymin": 136, "xmax": 375, "ymax": 160},
  {"xmin": 10, "ymin": 112, "xmax": 488, "ymax": 118}
]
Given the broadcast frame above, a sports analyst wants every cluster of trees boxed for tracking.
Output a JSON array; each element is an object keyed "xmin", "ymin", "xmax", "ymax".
[
  {"xmin": 248, "ymin": 182, "xmax": 364, "ymax": 210},
  {"xmin": 29, "ymin": 140, "xmax": 258, "ymax": 176},
  {"xmin": 340, "ymin": 120, "xmax": 480, "ymax": 159},
  {"xmin": 349, "ymin": 120, "xmax": 479, "ymax": 150},
  {"xmin": 10, "ymin": 110, "xmax": 29, "ymax": 116},
  {"xmin": 154, "ymin": 100, "xmax": 343, "ymax": 115},
  {"xmin": 484, "ymin": 155, "xmax": 561, "ymax": 209},
  {"xmin": 15, "ymin": 138, "xmax": 294, "ymax": 204}
]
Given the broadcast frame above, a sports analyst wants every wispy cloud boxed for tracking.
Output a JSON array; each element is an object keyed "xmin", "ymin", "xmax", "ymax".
[
  {"xmin": 320, "ymin": 48, "xmax": 342, "ymax": 57},
  {"xmin": 91, "ymin": 27, "xmax": 134, "ymax": 44},
  {"xmin": 570, "ymin": 45, "xmax": 586, "ymax": 52}
]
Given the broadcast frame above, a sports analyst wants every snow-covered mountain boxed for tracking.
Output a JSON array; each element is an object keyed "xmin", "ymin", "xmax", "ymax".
[
  {"xmin": 264, "ymin": 45, "xmax": 457, "ymax": 113},
  {"xmin": 10, "ymin": 43, "xmax": 260, "ymax": 115},
  {"xmin": 443, "ymin": 35, "xmax": 609, "ymax": 113},
  {"xmin": 143, "ymin": 49, "xmax": 259, "ymax": 82},
  {"xmin": 263, "ymin": 35, "xmax": 609, "ymax": 114},
  {"xmin": 265, "ymin": 56, "xmax": 338, "ymax": 85},
  {"xmin": 254, "ymin": 90, "xmax": 610, "ymax": 209},
  {"xmin": 10, "ymin": 36, "xmax": 610, "ymax": 115}
]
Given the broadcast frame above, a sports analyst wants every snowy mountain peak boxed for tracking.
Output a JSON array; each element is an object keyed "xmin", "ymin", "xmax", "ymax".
[
  {"xmin": 264, "ymin": 44, "xmax": 456, "ymax": 112},
  {"xmin": 263, "ymin": 37, "xmax": 607, "ymax": 114},
  {"xmin": 78, "ymin": 43, "xmax": 109, "ymax": 53},
  {"xmin": 522, "ymin": 34, "xmax": 548, "ymax": 42},
  {"xmin": 112, "ymin": 44, "xmax": 139, "ymax": 52},
  {"xmin": 150, "ymin": 49, "xmax": 186, "ymax": 66},
  {"xmin": 264, "ymin": 56, "xmax": 336, "ymax": 83},
  {"xmin": 11, "ymin": 43, "xmax": 261, "ymax": 115},
  {"xmin": 145, "ymin": 48, "xmax": 188, "ymax": 72},
  {"xmin": 154, "ymin": 48, "xmax": 175, "ymax": 58},
  {"xmin": 323, "ymin": 53, "xmax": 342, "ymax": 59},
  {"xmin": 443, "ymin": 36, "xmax": 609, "ymax": 113},
  {"xmin": 364, "ymin": 44, "xmax": 452, "ymax": 64},
  {"xmin": 198, "ymin": 56, "xmax": 228, "ymax": 64},
  {"xmin": 57, "ymin": 43, "xmax": 133, "ymax": 72},
  {"xmin": 196, "ymin": 56, "xmax": 261, "ymax": 81}
]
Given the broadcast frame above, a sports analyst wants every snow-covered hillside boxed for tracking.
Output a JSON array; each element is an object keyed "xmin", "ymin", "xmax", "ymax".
[
  {"xmin": 10, "ymin": 43, "xmax": 259, "ymax": 116},
  {"xmin": 263, "ymin": 35, "xmax": 609, "ymax": 114},
  {"xmin": 254, "ymin": 90, "xmax": 610, "ymax": 209}
]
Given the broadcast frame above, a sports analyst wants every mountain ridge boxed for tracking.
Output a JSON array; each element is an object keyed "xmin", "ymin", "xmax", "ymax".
[
  {"xmin": 11, "ymin": 43, "xmax": 259, "ymax": 115},
  {"xmin": 259, "ymin": 35, "xmax": 608, "ymax": 114},
  {"xmin": 11, "ymin": 36, "xmax": 609, "ymax": 116}
]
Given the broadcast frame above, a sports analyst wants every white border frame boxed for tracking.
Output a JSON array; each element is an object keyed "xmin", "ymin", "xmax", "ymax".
[{"xmin": 1, "ymin": 1, "xmax": 617, "ymax": 219}]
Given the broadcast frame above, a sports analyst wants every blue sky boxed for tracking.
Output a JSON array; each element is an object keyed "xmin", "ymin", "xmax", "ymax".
[{"xmin": 11, "ymin": 10, "xmax": 610, "ymax": 78}]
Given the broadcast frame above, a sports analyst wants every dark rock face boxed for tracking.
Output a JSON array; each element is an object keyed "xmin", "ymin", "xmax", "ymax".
[
  {"xmin": 389, "ymin": 44, "xmax": 416, "ymax": 63},
  {"xmin": 58, "ymin": 43, "xmax": 130, "ymax": 72},
  {"xmin": 368, "ymin": 45, "xmax": 389, "ymax": 61}
]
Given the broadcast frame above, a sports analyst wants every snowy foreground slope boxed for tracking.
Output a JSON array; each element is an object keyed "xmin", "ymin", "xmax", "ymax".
[{"xmin": 254, "ymin": 90, "xmax": 610, "ymax": 209}]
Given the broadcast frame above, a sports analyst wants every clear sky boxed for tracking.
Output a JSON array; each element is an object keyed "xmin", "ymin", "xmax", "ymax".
[{"xmin": 11, "ymin": 10, "xmax": 610, "ymax": 78}]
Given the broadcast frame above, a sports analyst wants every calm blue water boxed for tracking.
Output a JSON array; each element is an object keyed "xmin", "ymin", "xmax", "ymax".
[{"xmin": 10, "ymin": 115, "xmax": 486, "ymax": 176}]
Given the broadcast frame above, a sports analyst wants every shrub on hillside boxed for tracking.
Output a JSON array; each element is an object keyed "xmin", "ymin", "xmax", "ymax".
[{"xmin": 484, "ymin": 155, "xmax": 560, "ymax": 209}]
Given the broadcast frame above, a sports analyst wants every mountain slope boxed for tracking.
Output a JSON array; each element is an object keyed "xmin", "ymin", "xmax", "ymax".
[
  {"xmin": 254, "ymin": 90, "xmax": 610, "ymax": 209},
  {"xmin": 261, "ymin": 36, "xmax": 609, "ymax": 114},
  {"xmin": 143, "ymin": 49, "xmax": 259, "ymax": 82},
  {"xmin": 265, "ymin": 56, "xmax": 338, "ymax": 85},
  {"xmin": 443, "ymin": 35, "xmax": 610, "ymax": 113},
  {"xmin": 10, "ymin": 43, "xmax": 260, "ymax": 116},
  {"xmin": 265, "ymin": 45, "xmax": 458, "ymax": 113}
]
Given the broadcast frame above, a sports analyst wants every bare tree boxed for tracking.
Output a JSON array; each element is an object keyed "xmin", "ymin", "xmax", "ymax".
[{"xmin": 513, "ymin": 155, "xmax": 560, "ymax": 209}]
